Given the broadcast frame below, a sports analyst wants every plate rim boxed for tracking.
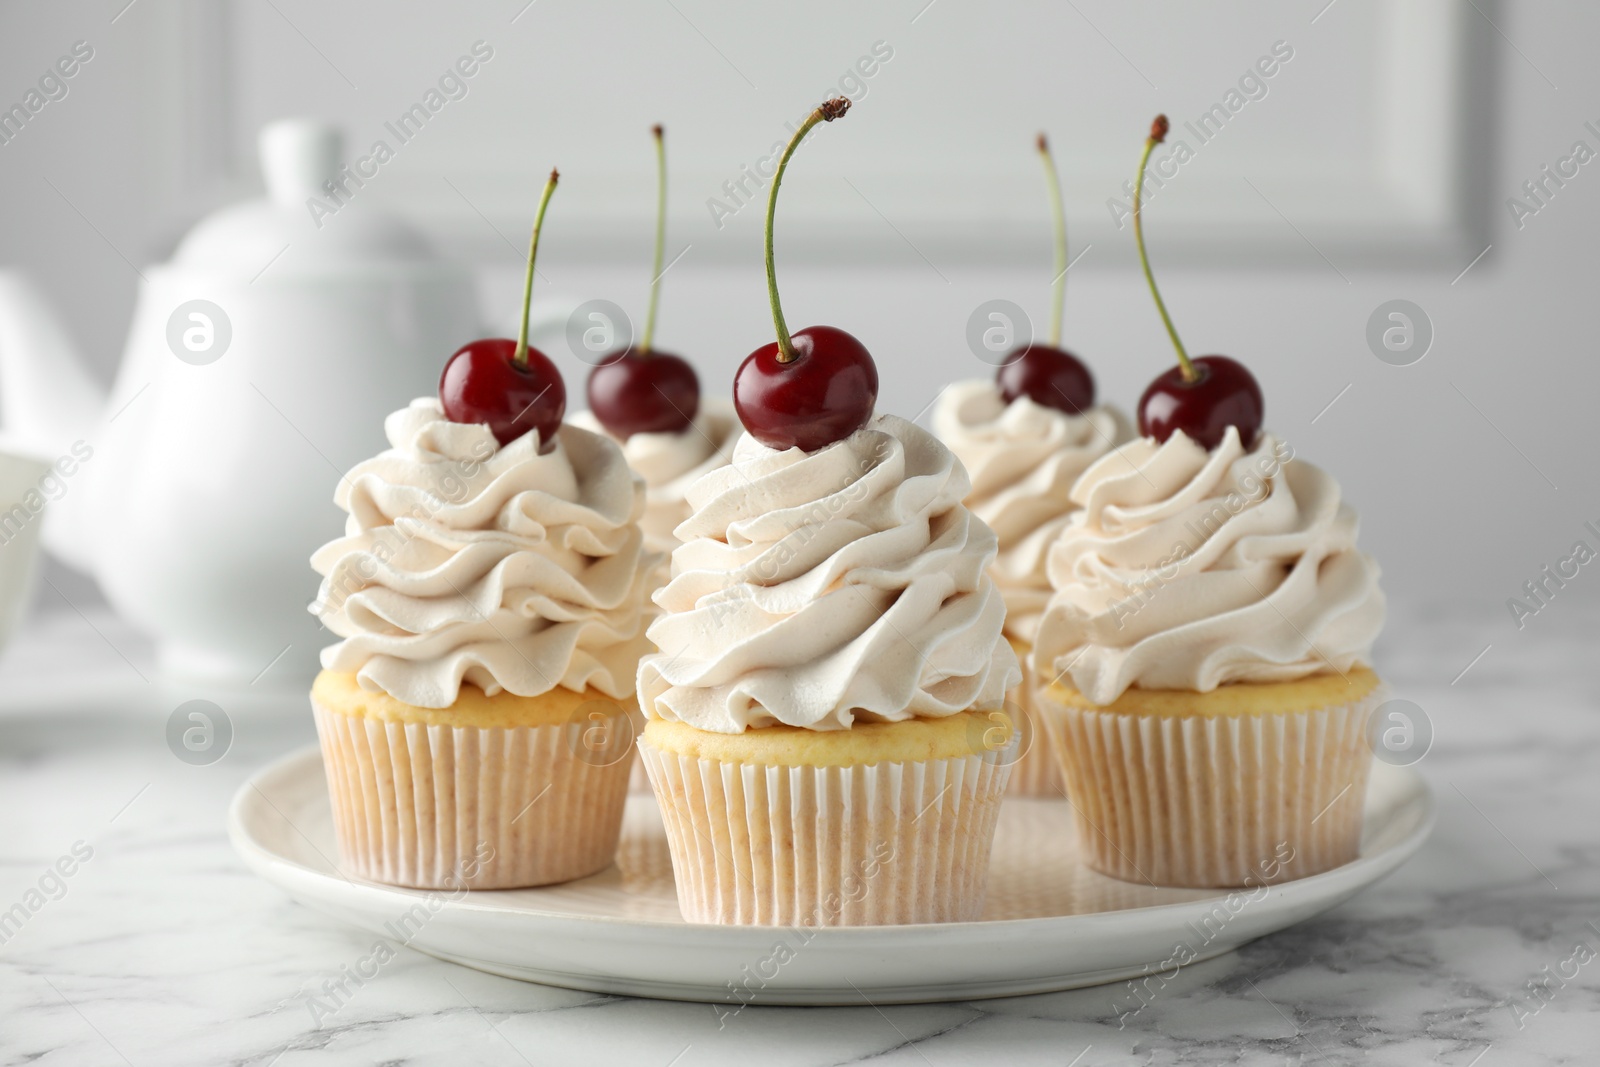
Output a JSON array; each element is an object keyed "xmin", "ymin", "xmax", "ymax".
[{"xmin": 229, "ymin": 744, "xmax": 1436, "ymax": 939}]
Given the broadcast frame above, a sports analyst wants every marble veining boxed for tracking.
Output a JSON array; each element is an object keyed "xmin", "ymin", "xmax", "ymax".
[{"xmin": 1, "ymin": 598, "xmax": 1597, "ymax": 1066}]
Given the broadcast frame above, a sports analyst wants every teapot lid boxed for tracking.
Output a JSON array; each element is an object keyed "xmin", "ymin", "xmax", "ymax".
[{"xmin": 170, "ymin": 119, "xmax": 443, "ymax": 277}]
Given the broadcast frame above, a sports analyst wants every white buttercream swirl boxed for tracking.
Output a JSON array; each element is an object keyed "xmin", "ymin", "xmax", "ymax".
[
  {"xmin": 569, "ymin": 398, "xmax": 739, "ymax": 560},
  {"xmin": 1033, "ymin": 427, "xmax": 1385, "ymax": 705},
  {"xmin": 932, "ymin": 380, "xmax": 1131, "ymax": 644},
  {"xmin": 310, "ymin": 398, "xmax": 657, "ymax": 708},
  {"xmin": 637, "ymin": 415, "xmax": 1021, "ymax": 733}
]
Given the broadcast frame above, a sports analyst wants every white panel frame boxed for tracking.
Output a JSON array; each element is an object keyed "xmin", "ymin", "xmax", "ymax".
[{"xmin": 151, "ymin": 0, "xmax": 1490, "ymax": 270}]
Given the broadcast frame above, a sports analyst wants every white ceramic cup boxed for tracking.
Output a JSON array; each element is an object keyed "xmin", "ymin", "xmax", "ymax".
[{"xmin": 0, "ymin": 447, "xmax": 53, "ymax": 651}]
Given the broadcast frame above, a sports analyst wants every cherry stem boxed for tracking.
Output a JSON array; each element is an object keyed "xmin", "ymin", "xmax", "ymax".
[
  {"xmin": 1037, "ymin": 133, "xmax": 1067, "ymax": 350},
  {"xmin": 1133, "ymin": 116, "xmax": 1196, "ymax": 383},
  {"xmin": 514, "ymin": 168, "xmax": 560, "ymax": 369},
  {"xmin": 641, "ymin": 125, "xmax": 666, "ymax": 356},
  {"xmin": 765, "ymin": 97, "xmax": 851, "ymax": 364}
]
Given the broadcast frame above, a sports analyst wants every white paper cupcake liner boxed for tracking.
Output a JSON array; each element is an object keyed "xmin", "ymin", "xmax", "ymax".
[
  {"xmin": 1037, "ymin": 690, "xmax": 1380, "ymax": 888},
  {"xmin": 627, "ymin": 750, "xmax": 651, "ymax": 794},
  {"xmin": 313, "ymin": 700, "xmax": 632, "ymax": 890},
  {"xmin": 638, "ymin": 740, "xmax": 1014, "ymax": 925},
  {"xmin": 1005, "ymin": 651, "xmax": 1064, "ymax": 797},
  {"xmin": 1006, "ymin": 710, "xmax": 1062, "ymax": 796}
]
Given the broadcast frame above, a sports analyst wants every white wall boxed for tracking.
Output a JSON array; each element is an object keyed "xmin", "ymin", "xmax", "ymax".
[{"xmin": 1, "ymin": 0, "xmax": 1597, "ymax": 649}]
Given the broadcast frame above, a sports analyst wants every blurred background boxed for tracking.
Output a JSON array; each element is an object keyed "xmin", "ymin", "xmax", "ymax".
[{"xmin": 0, "ymin": 0, "xmax": 1595, "ymax": 684}]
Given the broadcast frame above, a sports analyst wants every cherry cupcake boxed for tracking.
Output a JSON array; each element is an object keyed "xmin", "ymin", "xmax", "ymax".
[
  {"xmin": 571, "ymin": 402, "xmax": 739, "ymax": 563},
  {"xmin": 933, "ymin": 133, "xmax": 1131, "ymax": 796},
  {"xmin": 310, "ymin": 172, "xmax": 658, "ymax": 889},
  {"xmin": 570, "ymin": 127, "xmax": 741, "ymax": 793},
  {"xmin": 636, "ymin": 100, "xmax": 1021, "ymax": 925},
  {"xmin": 1032, "ymin": 119, "xmax": 1386, "ymax": 888}
]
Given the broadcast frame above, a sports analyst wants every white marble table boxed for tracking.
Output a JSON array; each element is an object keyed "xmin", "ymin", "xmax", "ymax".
[{"xmin": 1, "ymin": 597, "xmax": 1595, "ymax": 1066}]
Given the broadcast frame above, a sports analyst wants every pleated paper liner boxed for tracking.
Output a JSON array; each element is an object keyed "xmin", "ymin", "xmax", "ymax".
[
  {"xmin": 1005, "ymin": 705, "xmax": 1062, "ymax": 796},
  {"xmin": 313, "ymin": 700, "xmax": 634, "ymax": 890},
  {"xmin": 1004, "ymin": 643, "xmax": 1064, "ymax": 797},
  {"xmin": 1036, "ymin": 685, "xmax": 1380, "ymax": 889},
  {"xmin": 627, "ymin": 751, "xmax": 651, "ymax": 794},
  {"xmin": 639, "ymin": 740, "xmax": 1014, "ymax": 926}
]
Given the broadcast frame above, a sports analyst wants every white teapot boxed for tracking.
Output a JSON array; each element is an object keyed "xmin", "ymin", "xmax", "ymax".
[{"xmin": 0, "ymin": 119, "xmax": 564, "ymax": 685}]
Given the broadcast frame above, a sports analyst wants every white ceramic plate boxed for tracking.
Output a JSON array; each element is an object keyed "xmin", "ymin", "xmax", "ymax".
[{"xmin": 229, "ymin": 748, "xmax": 1433, "ymax": 1005}]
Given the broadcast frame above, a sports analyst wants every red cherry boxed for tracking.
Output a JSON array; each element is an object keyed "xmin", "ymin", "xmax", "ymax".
[
  {"xmin": 586, "ymin": 349, "xmax": 699, "ymax": 438},
  {"xmin": 734, "ymin": 325, "xmax": 878, "ymax": 452},
  {"xmin": 996, "ymin": 345, "xmax": 1095, "ymax": 414},
  {"xmin": 585, "ymin": 127, "xmax": 702, "ymax": 441},
  {"xmin": 1127, "ymin": 118, "xmax": 1263, "ymax": 452},
  {"xmin": 999, "ymin": 136, "xmax": 1097, "ymax": 417},
  {"xmin": 1137, "ymin": 355, "xmax": 1262, "ymax": 451},
  {"xmin": 440, "ymin": 339, "xmax": 566, "ymax": 448},
  {"xmin": 441, "ymin": 168, "xmax": 564, "ymax": 448},
  {"xmin": 738, "ymin": 99, "xmax": 869, "ymax": 452}
]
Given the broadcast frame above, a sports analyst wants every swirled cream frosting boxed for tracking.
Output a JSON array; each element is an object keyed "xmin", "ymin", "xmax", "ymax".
[
  {"xmin": 310, "ymin": 398, "xmax": 656, "ymax": 708},
  {"xmin": 1033, "ymin": 426, "xmax": 1384, "ymax": 705},
  {"xmin": 932, "ymin": 380, "xmax": 1131, "ymax": 645},
  {"xmin": 637, "ymin": 414, "xmax": 1021, "ymax": 733},
  {"xmin": 569, "ymin": 398, "xmax": 739, "ymax": 559}
]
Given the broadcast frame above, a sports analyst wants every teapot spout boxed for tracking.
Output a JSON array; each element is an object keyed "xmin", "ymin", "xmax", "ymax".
[
  {"xmin": 0, "ymin": 271, "xmax": 107, "ymax": 448},
  {"xmin": 0, "ymin": 270, "xmax": 108, "ymax": 572}
]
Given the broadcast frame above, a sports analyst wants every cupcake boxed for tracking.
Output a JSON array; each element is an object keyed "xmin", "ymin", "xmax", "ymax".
[
  {"xmin": 634, "ymin": 95, "xmax": 1018, "ymax": 925},
  {"xmin": 1030, "ymin": 112, "xmax": 1390, "ymax": 889},
  {"xmin": 636, "ymin": 415, "xmax": 1022, "ymax": 924},
  {"xmin": 1032, "ymin": 426, "xmax": 1386, "ymax": 887},
  {"xmin": 933, "ymin": 380, "xmax": 1130, "ymax": 795},
  {"xmin": 929, "ymin": 131, "xmax": 1134, "ymax": 795},
  {"xmin": 573, "ymin": 127, "xmax": 741, "ymax": 792},
  {"xmin": 571, "ymin": 400, "xmax": 739, "ymax": 794},
  {"xmin": 309, "ymin": 399, "xmax": 657, "ymax": 889},
  {"xmin": 308, "ymin": 167, "xmax": 658, "ymax": 890},
  {"xmin": 570, "ymin": 398, "xmax": 739, "ymax": 576}
]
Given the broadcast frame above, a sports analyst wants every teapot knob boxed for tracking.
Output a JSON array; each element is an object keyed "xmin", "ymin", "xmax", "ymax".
[{"xmin": 259, "ymin": 119, "xmax": 343, "ymax": 208}]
